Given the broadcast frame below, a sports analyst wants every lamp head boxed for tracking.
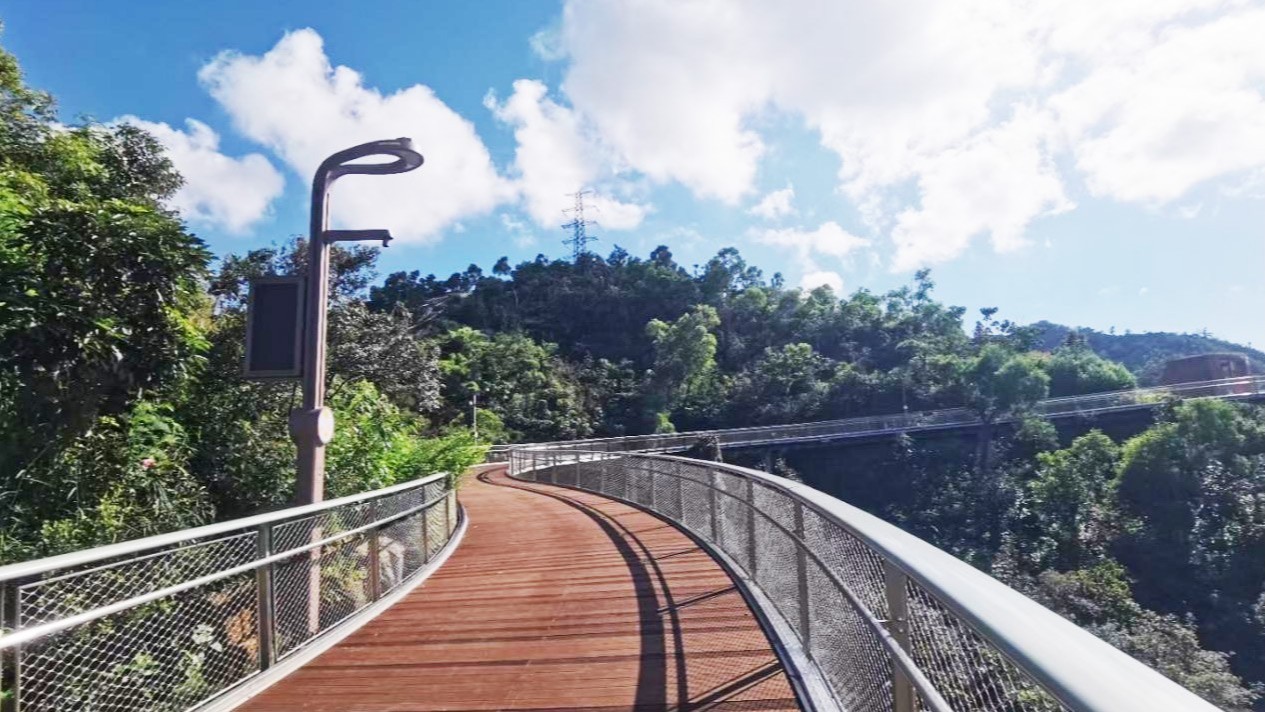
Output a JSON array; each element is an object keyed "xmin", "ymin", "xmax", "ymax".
[{"xmin": 321, "ymin": 137, "xmax": 424, "ymax": 178}]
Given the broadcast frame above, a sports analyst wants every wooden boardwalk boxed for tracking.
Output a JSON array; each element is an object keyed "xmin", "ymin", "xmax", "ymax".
[{"xmin": 238, "ymin": 467, "xmax": 800, "ymax": 711}]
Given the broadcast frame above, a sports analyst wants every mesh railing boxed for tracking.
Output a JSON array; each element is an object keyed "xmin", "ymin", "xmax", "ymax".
[
  {"xmin": 494, "ymin": 375, "xmax": 1265, "ymax": 458},
  {"xmin": 511, "ymin": 449, "xmax": 1220, "ymax": 712},
  {"xmin": 0, "ymin": 474, "xmax": 459, "ymax": 712}
]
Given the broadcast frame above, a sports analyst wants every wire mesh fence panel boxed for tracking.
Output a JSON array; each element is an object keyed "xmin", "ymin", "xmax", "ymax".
[
  {"xmin": 1, "ymin": 474, "xmax": 454, "ymax": 712},
  {"xmin": 802, "ymin": 509, "xmax": 888, "ymax": 621},
  {"xmin": 378, "ymin": 509, "xmax": 424, "ymax": 594},
  {"xmin": 15, "ymin": 572, "xmax": 259, "ymax": 712},
  {"xmin": 749, "ymin": 486, "xmax": 802, "ymax": 638},
  {"xmin": 904, "ymin": 579, "xmax": 1066, "ymax": 712},
  {"xmin": 714, "ymin": 473, "xmax": 752, "ymax": 576},
  {"xmin": 425, "ymin": 503, "xmax": 450, "ymax": 561},
  {"xmin": 16, "ymin": 533, "xmax": 259, "ymax": 629},
  {"xmin": 271, "ymin": 503, "xmax": 374, "ymax": 558},
  {"xmin": 805, "ymin": 562, "xmax": 894, "ymax": 712},
  {"xmin": 272, "ymin": 531, "xmax": 370, "ymax": 660}
]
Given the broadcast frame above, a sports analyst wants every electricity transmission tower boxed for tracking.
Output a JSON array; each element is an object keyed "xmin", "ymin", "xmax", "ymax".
[{"xmin": 561, "ymin": 189, "xmax": 599, "ymax": 260}]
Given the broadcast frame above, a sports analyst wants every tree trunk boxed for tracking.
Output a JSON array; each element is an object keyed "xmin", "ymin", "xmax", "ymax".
[{"xmin": 976, "ymin": 419, "xmax": 993, "ymax": 474}]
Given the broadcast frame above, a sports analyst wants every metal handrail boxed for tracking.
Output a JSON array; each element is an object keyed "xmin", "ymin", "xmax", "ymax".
[
  {"xmin": 510, "ymin": 448, "xmax": 1223, "ymax": 712},
  {"xmin": 0, "ymin": 473, "xmax": 461, "ymax": 712},
  {"xmin": 0, "ymin": 474, "xmax": 446, "ymax": 584}
]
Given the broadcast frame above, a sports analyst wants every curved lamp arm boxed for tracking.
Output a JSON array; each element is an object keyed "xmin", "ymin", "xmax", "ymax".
[{"xmin": 320, "ymin": 137, "xmax": 424, "ymax": 179}]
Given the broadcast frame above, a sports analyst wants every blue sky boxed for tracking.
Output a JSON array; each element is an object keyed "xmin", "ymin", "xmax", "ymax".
[{"xmin": 6, "ymin": 0, "xmax": 1264, "ymax": 346}]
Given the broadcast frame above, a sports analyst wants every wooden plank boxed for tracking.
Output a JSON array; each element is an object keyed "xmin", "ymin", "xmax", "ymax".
[{"xmin": 237, "ymin": 468, "xmax": 801, "ymax": 711}]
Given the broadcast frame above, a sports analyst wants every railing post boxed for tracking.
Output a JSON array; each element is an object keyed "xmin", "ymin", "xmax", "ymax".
[
  {"xmin": 421, "ymin": 504, "xmax": 431, "ymax": 564},
  {"xmin": 444, "ymin": 487, "xmax": 453, "ymax": 538},
  {"xmin": 367, "ymin": 501, "xmax": 382, "ymax": 602},
  {"xmin": 675, "ymin": 467, "xmax": 684, "ymax": 522},
  {"xmin": 2, "ymin": 581, "xmax": 21, "ymax": 712},
  {"xmin": 793, "ymin": 501, "xmax": 811, "ymax": 649},
  {"xmin": 709, "ymin": 470, "xmax": 719, "ymax": 543},
  {"xmin": 649, "ymin": 465, "xmax": 658, "ymax": 510},
  {"xmin": 746, "ymin": 478, "xmax": 757, "ymax": 576},
  {"xmin": 884, "ymin": 560, "xmax": 914, "ymax": 712},
  {"xmin": 256, "ymin": 523, "xmax": 276, "ymax": 671}
]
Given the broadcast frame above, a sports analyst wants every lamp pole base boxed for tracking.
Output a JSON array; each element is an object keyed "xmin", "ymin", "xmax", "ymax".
[{"xmin": 290, "ymin": 407, "xmax": 335, "ymax": 505}]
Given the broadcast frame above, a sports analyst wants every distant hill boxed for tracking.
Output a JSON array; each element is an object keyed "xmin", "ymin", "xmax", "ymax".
[{"xmin": 1030, "ymin": 321, "xmax": 1265, "ymax": 385}]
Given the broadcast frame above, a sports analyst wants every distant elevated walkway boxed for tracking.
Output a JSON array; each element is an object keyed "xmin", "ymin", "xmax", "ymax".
[{"xmin": 491, "ymin": 375, "xmax": 1265, "ymax": 459}]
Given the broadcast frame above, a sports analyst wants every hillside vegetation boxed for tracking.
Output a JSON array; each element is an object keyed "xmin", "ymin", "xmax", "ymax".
[{"xmin": 1032, "ymin": 320, "xmax": 1264, "ymax": 384}]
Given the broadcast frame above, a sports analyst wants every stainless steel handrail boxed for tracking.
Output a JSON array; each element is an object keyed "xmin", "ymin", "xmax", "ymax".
[
  {"xmin": 0, "ymin": 473, "xmax": 461, "ymax": 712},
  {"xmin": 0, "ymin": 474, "xmax": 445, "ymax": 584},
  {"xmin": 510, "ymin": 448, "xmax": 1223, "ymax": 712}
]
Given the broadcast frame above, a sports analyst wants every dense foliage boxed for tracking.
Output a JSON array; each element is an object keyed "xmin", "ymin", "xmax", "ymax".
[{"xmin": 0, "ymin": 39, "xmax": 481, "ymax": 562}]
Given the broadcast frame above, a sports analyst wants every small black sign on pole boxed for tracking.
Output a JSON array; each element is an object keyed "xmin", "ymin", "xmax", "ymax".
[{"xmin": 244, "ymin": 276, "xmax": 305, "ymax": 379}]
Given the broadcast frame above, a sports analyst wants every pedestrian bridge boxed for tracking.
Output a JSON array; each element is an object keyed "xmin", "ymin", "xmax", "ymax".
[{"xmin": 3, "ymin": 377, "xmax": 1259, "ymax": 712}]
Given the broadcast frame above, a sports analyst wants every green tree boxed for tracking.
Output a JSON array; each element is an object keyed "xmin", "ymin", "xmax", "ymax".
[
  {"xmin": 438, "ymin": 327, "xmax": 592, "ymax": 442},
  {"xmin": 728, "ymin": 343, "xmax": 834, "ymax": 424},
  {"xmin": 0, "ymin": 38, "xmax": 214, "ymax": 558},
  {"xmin": 1022, "ymin": 431, "xmax": 1120, "ymax": 570},
  {"xmin": 1114, "ymin": 399, "xmax": 1265, "ymax": 683},
  {"xmin": 1044, "ymin": 339, "xmax": 1136, "ymax": 396},
  {"xmin": 957, "ymin": 344, "xmax": 1051, "ymax": 473},
  {"xmin": 645, "ymin": 305, "xmax": 722, "ymax": 431}
]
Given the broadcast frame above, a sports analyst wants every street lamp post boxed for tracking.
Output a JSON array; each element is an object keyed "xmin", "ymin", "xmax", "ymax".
[{"xmin": 291, "ymin": 138, "xmax": 424, "ymax": 505}]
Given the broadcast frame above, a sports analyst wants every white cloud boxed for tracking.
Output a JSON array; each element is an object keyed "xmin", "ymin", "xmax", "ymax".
[
  {"xmin": 801, "ymin": 270, "xmax": 844, "ymax": 293},
  {"xmin": 754, "ymin": 221, "xmax": 870, "ymax": 262},
  {"xmin": 198, "ymin": 29, "xmax": 512, "ymax": 243},
  {"xmin": 1050, "ymin": 6, "xmax": 1265, "ymax": 204},
  {"xmin": 542, "ymin": 0, "xmax": 1265, "ymax": 268},
  {"xmin": 485, "ymin": 79, "xmax": 647, "ymax": 231},
  {"xmin": 120, "ymin": 117, "xmax": 284, "ymax": 232},
  {"xmin": 500, "ymin": 213, "xmax": 538, "ymax": 249},
  {"xmin": 558, "ymin": 1, "xmax": 767, "ymax": 203},
  {"xmin": 749, "ymin": 184, "xmax": 796, "ymax": 220},
  {"xmin": 890, "ymin": 109, "xmax": 1072, "ymax": 270}
]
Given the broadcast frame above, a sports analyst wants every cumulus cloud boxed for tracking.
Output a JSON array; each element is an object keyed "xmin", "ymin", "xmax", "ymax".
[
  {"xmin": 754, "ymin": 221, "xmax": 869, "ymax": 261},
  {"xmin": 754, "ymin": 221, "xmax": 868, "ymax": 290},
  {"xmin": 890, "ymin": 109, "xmax": 1072, "ymax": 270},
  {"xmin": 121, "ymin": 117, "xmax": 284, "ymax": 232},
  {"xmin": 485, "ymin": 79, "xmax": 647, "ymax": 231},
  {"xmin": 198, "ymin": 29, "xmax": 512, "ymax": 243},
  {"xmin": 542, "ymin": 0, "xmax": 1265, "ymax": 268},
  {"xmin": 749, "ymin": 184, "xmax": 796, "ymax": 220}
]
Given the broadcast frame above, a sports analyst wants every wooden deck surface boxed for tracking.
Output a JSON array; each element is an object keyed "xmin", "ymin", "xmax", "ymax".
[{"xmin": 237, "ymin": 467, "xmax": 800, "ymax": 711}]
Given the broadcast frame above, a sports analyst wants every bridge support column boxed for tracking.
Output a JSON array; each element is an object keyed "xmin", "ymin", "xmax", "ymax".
[{"xmin": 884, "ymin": 561, "xmax": 915, "ymax": 712}]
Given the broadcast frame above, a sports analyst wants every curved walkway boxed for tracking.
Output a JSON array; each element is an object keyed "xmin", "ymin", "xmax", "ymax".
[{"xmin": 237, "ymin": 467, "xmax": 800, "ymax": 711}]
